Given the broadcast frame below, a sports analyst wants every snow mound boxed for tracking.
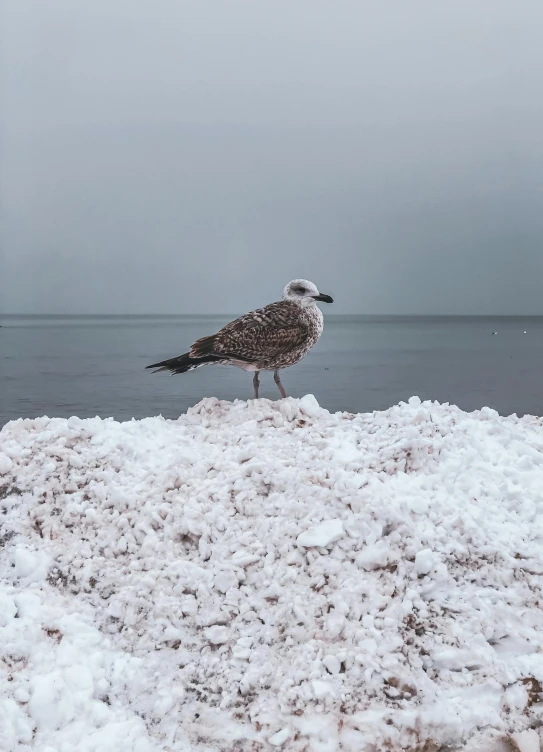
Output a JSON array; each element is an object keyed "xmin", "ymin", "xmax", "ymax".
[{"xmin": 1, "ymin": 396, "xmax": 543, "ymax": 751}]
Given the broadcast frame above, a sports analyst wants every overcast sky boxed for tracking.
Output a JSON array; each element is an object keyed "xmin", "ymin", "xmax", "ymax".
[{"xmin": 1, "ymin": 0, "xmax": 542, "ymax": 314}]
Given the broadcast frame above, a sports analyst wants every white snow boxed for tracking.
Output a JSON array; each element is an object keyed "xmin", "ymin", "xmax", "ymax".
[
  {"xmin": 13, "ymin": 546, "xmax": 50, "ymax": 582},
  {"xmin": 0, "ymin": 452, "xmax": 13, "ymax": 474},
  {"xmin": 1, "ymin": 395, "xmax": 543, "ymax": 751}
]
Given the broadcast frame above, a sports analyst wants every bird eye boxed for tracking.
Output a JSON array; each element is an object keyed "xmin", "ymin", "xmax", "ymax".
[{"xmin": 294, "ymin": 286, "xmax": 306, "ymax": 294}]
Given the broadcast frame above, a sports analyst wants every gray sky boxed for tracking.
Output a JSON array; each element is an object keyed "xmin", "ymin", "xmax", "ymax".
[{"xmin": 1, "ymin": 0, "xmax": 542, "ymax": 315}]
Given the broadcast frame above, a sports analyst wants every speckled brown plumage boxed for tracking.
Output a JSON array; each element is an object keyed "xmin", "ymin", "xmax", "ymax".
[{"xmin": 190, "ymin": 300, "xmax": 323, "ymax": 370}]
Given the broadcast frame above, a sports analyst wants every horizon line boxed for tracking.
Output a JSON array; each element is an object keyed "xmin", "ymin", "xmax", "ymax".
[{"xmin": 1, "ymin": 312, "xmax": 543, "ymax": 319}]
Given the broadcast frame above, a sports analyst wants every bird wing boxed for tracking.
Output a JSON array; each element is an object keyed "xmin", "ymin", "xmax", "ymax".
[{"xmin": 190, "ymin": 301, "xmax": 308, "ymax": 362}]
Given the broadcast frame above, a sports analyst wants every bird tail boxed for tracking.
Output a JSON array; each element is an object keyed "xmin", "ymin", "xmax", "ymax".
[{"xmin": 146, "ymin": 351, "xmax": 221, "ymax": 375}]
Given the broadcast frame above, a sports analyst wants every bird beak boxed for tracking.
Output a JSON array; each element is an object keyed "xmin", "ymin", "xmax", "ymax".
[{"xmin": 312, "ymin": 293, "xmax": 334, "ymax": 303}]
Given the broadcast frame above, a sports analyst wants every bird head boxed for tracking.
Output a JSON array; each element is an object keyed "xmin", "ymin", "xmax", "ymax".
[{"xmin": 282, "ymin": 279, "xmax": 334, "ymax": 307}]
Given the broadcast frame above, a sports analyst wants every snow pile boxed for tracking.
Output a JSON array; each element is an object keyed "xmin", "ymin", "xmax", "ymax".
[{"xmin": 1, "ymin": 395, "xmax": 543, "ymax": 751}]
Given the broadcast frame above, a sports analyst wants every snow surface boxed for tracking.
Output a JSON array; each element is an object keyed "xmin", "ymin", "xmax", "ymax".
[{"xmin": 1, "ymin": 395, "xmax": 543, "ymax": 751}]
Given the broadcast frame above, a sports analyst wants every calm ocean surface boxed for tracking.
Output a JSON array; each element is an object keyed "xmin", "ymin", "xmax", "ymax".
[{"xmin": 1, "ymin": 315, "xmax": 542, "ymax": 427}]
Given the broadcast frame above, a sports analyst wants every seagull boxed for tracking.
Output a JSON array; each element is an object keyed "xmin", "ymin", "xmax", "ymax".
[{"xmin": 146, "ymin": 279, "xmax": 333, "ymax": 398}]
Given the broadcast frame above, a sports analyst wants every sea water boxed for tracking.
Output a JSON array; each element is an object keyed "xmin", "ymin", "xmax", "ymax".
[{"xmin": 1, "ymin": 314, "xmax": 542, "ymax": 426}]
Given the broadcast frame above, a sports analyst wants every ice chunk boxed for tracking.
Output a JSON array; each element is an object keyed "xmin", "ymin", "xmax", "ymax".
[
  {"xmin": 414, "ymin": 548, "xmax": 440, "ymax": 575},
  {"xmin": 28, "ymin": 673, "xmax": 73, "ymax": 731},
  {"xmin": 14, "ymin": 687, "xmax": 30, "ymax": 703},
  {"xmin": 0, "ymin": 593, "xmax": 17, "ymax": 626},
  {"xmin": 510, "ymin": 730, "xmax": 540, "ymax": 752},
  {"xmin": 312, "ymin": 679, "xmax": 334, "ymax": 699},
  {"xmin": 205, "ymin": 625, "xmax": 229, "ymax": 644},
  {"xmin": 297, "ymin": 519, "xmax": 344, "ymax": 547},
  {"xmin": 322, "ymin": 655, "xmax": 341, "ymax": 675},
  {"xmin": 299, "ymin": 394, "xmax": 321, "ymax": 417},
  {"xmin": 268, "ymin": 728, "xmax": 291, "ymax": 746},
  {"xmin": 503, "ymin": 683, "xmax": 529, "ymax": 713},
  {"xmin": 214, "ymin": 569, "xmax": 239, "ymax": 593},
  {"xmin": 14, "ymin": 547, "xmax": 49, "ymax": 582},
  {"xmin": 431, "ymin": 647, "xmax": 489, "ymax": 671},
  {"xmin": 356, "ymin": 540, "xmax": 390, "ymax": 571}
]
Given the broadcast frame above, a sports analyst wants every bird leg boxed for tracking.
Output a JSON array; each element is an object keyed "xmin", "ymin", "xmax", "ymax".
[
  {"xmin": 253, "ymin": 371, "xmax": 260, "ymax": 399},
  {"xmin": 274, "ymin": 369, "xmax": 287, "ymax": 398}
]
